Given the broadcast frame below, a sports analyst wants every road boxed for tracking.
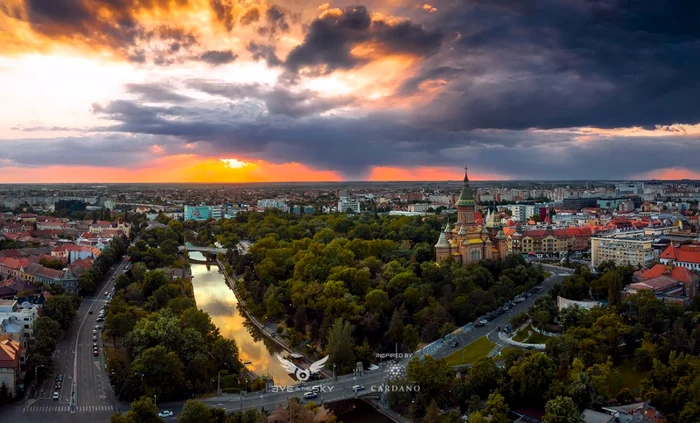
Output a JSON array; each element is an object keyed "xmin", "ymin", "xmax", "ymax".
[
  {"xmin": 0, "ymin": 257, "xmax": 130, "ymax": 423},
  {"xmin": 194, "ymin": 367, "xmax": 390, "ymax": 414},
  {"xmin": 428, "ymin": 265, "xmax": 573, "ymax": 360}
]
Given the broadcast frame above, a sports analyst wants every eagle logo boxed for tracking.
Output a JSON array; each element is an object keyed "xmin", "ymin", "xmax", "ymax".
[{"xmin": 276, "ymin": 354, "xmax": 329, "ymax": 381}]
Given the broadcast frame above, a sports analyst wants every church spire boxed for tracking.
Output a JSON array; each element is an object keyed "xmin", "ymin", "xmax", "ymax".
[{"xmin": 456, "ymin": 165, "xmax": 476, "ymax": 207}]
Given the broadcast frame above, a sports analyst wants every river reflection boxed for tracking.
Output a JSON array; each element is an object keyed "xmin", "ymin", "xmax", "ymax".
[{"xmin": 189, "ymin": 252, "xmax": 294, "ymax": 385}]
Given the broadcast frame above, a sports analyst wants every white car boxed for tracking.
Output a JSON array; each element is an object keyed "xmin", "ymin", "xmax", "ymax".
[
  {"xmin": 352, "ymin": 385, "xmax": 365, "ymax": 392},
  {"xmin": 158, "ymin": 410, "xmax": 174, "ymax": 418},
  {"xmin": 53, "ymin": 392, "xmax": 59, "ymax": 400},
  {"xmin": 303, "ymin": 392, "xmax": 318, "ymax": 399}
]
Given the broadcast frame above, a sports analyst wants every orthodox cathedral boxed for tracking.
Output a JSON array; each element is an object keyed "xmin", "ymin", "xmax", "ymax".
[{"xmin": 435, "ymin": 167, "xmax": 508, "ymax": 264}]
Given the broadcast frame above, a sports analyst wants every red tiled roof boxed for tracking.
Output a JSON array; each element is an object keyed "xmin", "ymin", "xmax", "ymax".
[
  {"xmin": 0, "ymin": 339, "xmax": 21, "ymax": 369},
  {"xmin": 0, "ymin": 257, "xmax": 31, "ymax": 270},
  {"xmin": 639, "ymin": 264, "xmax": 699, "ymax": 283},
  {"xmin": 628, "ymin": 276, "xmax": 680, "ymax": 291},
  {"xmin": 660, "ymin": 244, "xmax": 700, "ymax": 264}
]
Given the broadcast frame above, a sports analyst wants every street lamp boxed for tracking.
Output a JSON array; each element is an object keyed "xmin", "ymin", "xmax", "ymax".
[
  {"xmin": 333, "ymin": 363, "xmax": 336, "ymax": 381},
  {"xmin": 34, "ymin": 364, "xmax": 45, "ymax": 388},
  {"xmin": 153, "ymin": 394, "xmax": 157, "ymax": 408}
]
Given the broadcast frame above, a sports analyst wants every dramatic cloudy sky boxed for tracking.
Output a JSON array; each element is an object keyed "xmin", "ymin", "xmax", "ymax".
[{"xmin": 1, "ymin": 0, "xmax": 699, "ymax": 182}]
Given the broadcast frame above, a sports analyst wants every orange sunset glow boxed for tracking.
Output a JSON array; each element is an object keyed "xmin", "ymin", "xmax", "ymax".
[{"xmin": 0, "ymin": 0, "xmax": 698, "ymax": 181}]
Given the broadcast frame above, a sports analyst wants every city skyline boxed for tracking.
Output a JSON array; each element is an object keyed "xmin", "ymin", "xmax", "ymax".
[{"xmin": 1, "ymin": 1, "xmax": 699, "ymax": 182}]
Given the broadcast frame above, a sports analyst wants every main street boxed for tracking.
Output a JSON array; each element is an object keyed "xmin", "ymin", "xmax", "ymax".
[{"xmin": 0, "ymin": 257, "xmax": 130, "ymax": 423}]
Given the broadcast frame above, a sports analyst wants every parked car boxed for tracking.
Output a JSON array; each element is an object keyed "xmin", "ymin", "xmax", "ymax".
[
  {"xmin": 448, "ymin": 340, "xmax": 459, "ymax": 348},
  {"xmin": 502, "ymin": 306, "xmax": 510, "ymax": 311},
  {"xmin": 475, "ymin": 321, "xmax": 485, "ymax": 327},
  {"xmin": 479, "ymin": 319, "xmax": 488, "ymax": 325},
  {"xmin": 158, "ymin": 410, "xmax": 174, "ymax": 418},
  {"xmin": 93, "ymin": 349, "xmax": 98, "ymax": 356},
  {"xmin": 96, "ymin": 317, "xmax": 104, "ymax": 322},
  {"xmin": 92, "ymin": 329, "xmax": 97, "ymax": 335}
]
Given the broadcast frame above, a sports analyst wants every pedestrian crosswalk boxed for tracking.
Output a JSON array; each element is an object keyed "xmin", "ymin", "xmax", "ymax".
[{"xmin": 24, "ymin": 405, "xmax": 113, "ymax": 413}]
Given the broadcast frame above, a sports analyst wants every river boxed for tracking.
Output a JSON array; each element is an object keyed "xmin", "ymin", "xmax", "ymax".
[{"xmin": 189, "ymin": 252, "xmax": 393, "ymax": 422}]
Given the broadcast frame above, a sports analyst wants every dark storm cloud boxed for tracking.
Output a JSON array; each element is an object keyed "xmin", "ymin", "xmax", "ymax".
[
  {"xmin": 411, "ymin": 0, "xmax": 700, "ymax": 131},
  {"xmin": 284, "ymin": 5, "xmax": 444, "ymax": 73},
  {"xmin": 209, "ymin": 0, "xmax": 234, "ymax": 31},
  {"xmin": 247, "ymin": 42, "xmax": 282, "ymax": 67},
  {"xmin": 240, "ymin": 7, "xmax": 260, "ymax": 26},
  {"xmin": 9, "ymin": 0, "xmax": 197, "ymax": 64},
  {"xmin": 0, "ymin": 133, "xmax": 164, "ymax": 167},
  {"xmin": 198, "ymin": 50, "xmax": 238, "ymax": 65},
  {"xmin": 81, "ymin": 97, "xmax": 700, "ymax": 179},
  {"xmin": 398, "ymin": 66, "xmax": 463, "ymax": 95}
]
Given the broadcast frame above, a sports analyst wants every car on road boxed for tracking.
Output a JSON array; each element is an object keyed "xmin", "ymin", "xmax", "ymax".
[
  {"xmin": 448, "ymin": 340, "xmax": 459, "ymax": 348},
  {"xmin": 54, "ymin": 382, "xmax": 61, "ymax": 389},
  {"xmin": 53, "ymin": 392, "xmax": 59, "ymax": 400},
  {"xmin": 502, "ymin": 306, "xmax": 510, "ymax": 311},
  {"xmin": 158, "ymin": 410, "xmax": 174, "ymax": 418},
  {"xmin": 104, "ymin": 291, "xmax": 109, "ymax": 297},
  {"xmin": 352, "ymin": 385, "xmax": 365, "ymax": 392},
  {"xmin": 475, "ymin": 321, "xmax": 485, "ymax": 327},
  {"xmin": 479, "ymin": 319, "xmax": 488, "ymax": 325},
  {"xmin": 88, "ymin": 310, "xmax": 93, "ymax": 314},
  {"xmin": 92, "ymin": 329, "xmax": 97, "ymax": 335},
  {"xmin": 303, "ymin": 392, "xmax": 318, "ymax": 399},
  {"xmin": 55, "ymin": 375, "xmax": 62, "ymax": 382}
]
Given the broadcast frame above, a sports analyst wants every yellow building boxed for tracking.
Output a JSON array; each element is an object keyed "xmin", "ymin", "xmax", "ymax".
[
  {"xmin": 591, "ymin": 231, "xmax": 655, "ymax": 268},
  {"xmin": 435, "ymin": 167, "xmax": 507, "ymax": 264}
]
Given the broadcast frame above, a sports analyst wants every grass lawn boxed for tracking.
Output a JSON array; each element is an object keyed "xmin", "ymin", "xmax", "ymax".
[
  {"xmin": 445, "ymin": 337, "xmax": 496, "ymax": 366},
  {"xmin": 512, "ymin": 324, "xmax": 551, "ymax": 344},
  {"xmin": 499, "ymin": 347, "xmax": 520, "ymax": 358},
  {"xmin": 617, "ymin": 358, "xmax": 648, "ymax": 394}
]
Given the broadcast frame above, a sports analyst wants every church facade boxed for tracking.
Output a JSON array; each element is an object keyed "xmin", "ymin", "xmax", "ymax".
[{"xmin": 435, "ymin": 167, "xmax": 508, "ymax": 264}]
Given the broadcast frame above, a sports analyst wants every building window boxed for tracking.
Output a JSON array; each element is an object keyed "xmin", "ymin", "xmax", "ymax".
[{"xmin": 470, "ymin": 250, "xmax": 481, "ymax": 261}]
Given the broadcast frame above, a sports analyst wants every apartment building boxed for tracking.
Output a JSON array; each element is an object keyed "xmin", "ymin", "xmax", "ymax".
[{"xmin": 591, "ymin": 231, "xmax": 656, "ymax": 269}]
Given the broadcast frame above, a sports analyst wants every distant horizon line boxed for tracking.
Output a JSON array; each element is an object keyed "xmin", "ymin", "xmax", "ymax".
[{"xmin": 0, "ymin": 178, "xmax": 699, "ymax": 185}]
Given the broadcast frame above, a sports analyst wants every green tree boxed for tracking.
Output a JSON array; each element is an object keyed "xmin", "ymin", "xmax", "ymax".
[
  {"xmin": 484, "ymin": 392, "xmax": 510, "ymax": 423},
  {"xmin": 42, "ymin": 295, "xmax": 77, "ymax": 330},
  {"xmin": 113, "ymin": 396, "xmax": 163, "ymax": 423},
  {"xmin": 326, "ymin": 318, "xmax": 356, "ymax": 374},
  {"xmin": 403, "ymin": 324, "xmax": 419, "ymax": 352},
  {"xmin": 568, "ymin": 372, "xmax": 595, "ymax": 411},
  {"xmin": 542, "ymin": 396, "xmax": 584, "ymax": 423},
  {"xmin": 468, "ymin": 412, "xmax": 488, "ymax": 423},
  {"xmin": 178, "ymin": 400, "xmax": 212, "ymax": 423},
  {"xmin": 508, "ymin": 352, "xmax": 557, "ymax": 404},
  {"xmin": 424, "ymin": 400, "xmax": 442, "ymax": 423},
  {"xmin": 469, "ymin": 357, "xmax": 501, "ymax": 398},
  {"xmin": 132, "ymin": 346, "xmax": 185, "ymax": 400},
  {"xmin": 387, "ymin": 309, "xmax": 405, "ymax": 345}
]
